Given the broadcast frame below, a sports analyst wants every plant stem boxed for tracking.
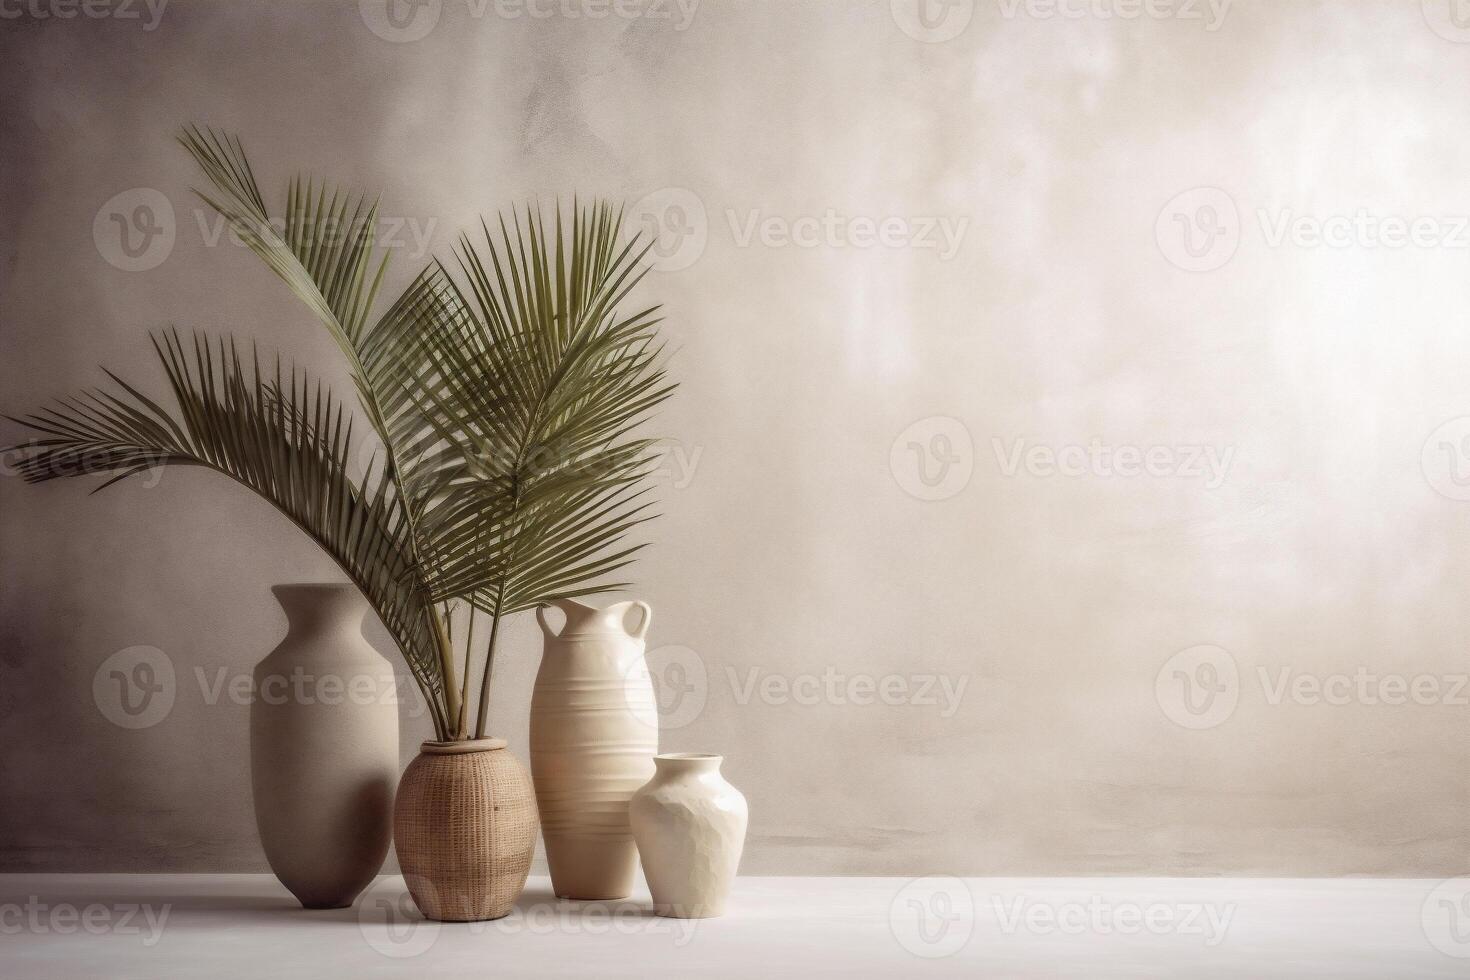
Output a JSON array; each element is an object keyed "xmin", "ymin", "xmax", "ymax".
[
  {"xmin": 427, "ymin": 602, "xmax": 459, "ymax": 728},
  {"xmin": 474, "ymin": 605, "xmax": 502, "ymax": 739},
  {"xmin": 422, "ymin": 675, "xmax": 450, "ymax": 742},
  {"xmin": 456, "ymin": 595, "xmax": 477, "ymax": 739}
]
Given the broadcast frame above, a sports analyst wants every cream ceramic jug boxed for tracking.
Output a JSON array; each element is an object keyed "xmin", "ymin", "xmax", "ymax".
[{"xmin": 529, "ymin": 598, "xmax": 659, "ymax": 899}]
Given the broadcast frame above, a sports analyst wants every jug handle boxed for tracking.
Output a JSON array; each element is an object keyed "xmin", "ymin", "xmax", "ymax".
[
  {"xmin": 625, "ymin": 601, "xmax": 652, "ymax": 640},
  {"xmin": 536, "ymin": 603, "xmax": 563, "ymax": 638}
]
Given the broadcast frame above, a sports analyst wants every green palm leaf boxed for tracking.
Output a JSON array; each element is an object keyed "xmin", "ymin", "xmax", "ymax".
[
  {"xmin": 5, "ymin": 329, "xmax": 452, "ymax": 736},
  {"xmin": 8, "ymin": 128, "xmax": 678, "ymax": 742},
  {"xmin": 379, "ymin": 202, "xmax": 677, "ymax": 736},
  {"xmin": 178, "ymin": 127, "xmax": 461, "ymax": 726}
]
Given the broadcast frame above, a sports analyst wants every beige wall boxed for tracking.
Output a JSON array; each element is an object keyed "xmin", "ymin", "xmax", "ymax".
[{"xmin": 2, "ymin": 0, "xmax": 1467, "ymax": 875}]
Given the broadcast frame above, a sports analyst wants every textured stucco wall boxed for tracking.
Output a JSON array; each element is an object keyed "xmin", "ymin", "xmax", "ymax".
[{"xmin": 1, "ymin": 0, "xmax": 1467, "ymax": 875}]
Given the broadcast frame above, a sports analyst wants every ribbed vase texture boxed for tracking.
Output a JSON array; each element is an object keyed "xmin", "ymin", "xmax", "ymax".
[{"xmin": 530, "ymin": 598, "xmax": 659, "ymax": 900}]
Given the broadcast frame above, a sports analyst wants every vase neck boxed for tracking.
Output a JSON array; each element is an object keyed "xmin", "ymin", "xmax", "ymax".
[
  {"xmin": 653, "ymin": 753, "xmax": 723, "ymax": 777},
  {"xmin": 271, "ymin": 583, "xmax": 368, "ymax": 635},
  {"xmin": 541, "ymin": 598, "xmax": 648, "ymax": 639}
]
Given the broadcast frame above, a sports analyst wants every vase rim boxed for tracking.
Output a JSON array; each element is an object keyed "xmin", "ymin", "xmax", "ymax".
[
  {"xmin": 271, "ymin": 582, "xmax": 358, "ymax": 596},
  {"xmin": 543, "ymin": 597, "xmax": 645, "ymax": 612},
  {"xmin": 420, "ymin": 738, "xmax": 508, "ymax": 755},
  {"xmin": 654, "ymin": 752, "xmax": 723, "ymax": 769}
]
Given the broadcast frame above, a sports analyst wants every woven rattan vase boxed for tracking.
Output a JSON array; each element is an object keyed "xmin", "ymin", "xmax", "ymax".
[{"xmin": 392, "ymin": 738, "xmax": 538, "ymax": 921}]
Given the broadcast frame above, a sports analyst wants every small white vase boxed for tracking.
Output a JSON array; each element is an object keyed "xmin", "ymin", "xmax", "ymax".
[
  {"xmin": 530, "ymin": 598, "xmax": 658, "ymax": 899},
  {"xmin": 630, "ymin": 753, "xmax": 748, "ymax": 918}
]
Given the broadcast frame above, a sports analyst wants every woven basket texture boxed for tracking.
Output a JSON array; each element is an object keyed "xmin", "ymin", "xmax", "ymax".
[{"xmin": 393, "ymin": 740, "xmax": 538, "ymax": 921}]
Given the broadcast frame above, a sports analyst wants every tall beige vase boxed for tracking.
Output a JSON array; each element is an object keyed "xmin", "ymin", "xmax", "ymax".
[
  {"xmin": 530, "ymin": 598, "xmax": 659, "ymax": 900},
  {"xmin": 392, "ymin": 738, "xmax": 538, "ymax": 921},
  {"xmin": 251, "ymin": 584, "xmax": 398, "ymax": 909}
]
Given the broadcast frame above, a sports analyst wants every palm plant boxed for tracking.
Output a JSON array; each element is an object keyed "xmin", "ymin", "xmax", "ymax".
[{"xmin": 5, "ymin": 128, "xmax": 676, "ymax": 741}]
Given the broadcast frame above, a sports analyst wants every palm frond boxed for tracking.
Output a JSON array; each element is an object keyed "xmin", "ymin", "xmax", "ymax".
[
  {"xmin": 393, "ymin": 203, "xmax": 676, "ymax": 609},
  {"xmin": 178, "ymin": 127, "xmax": 462, "ymax": 727},
  {"xmin": 177, "ymin": 126, "xmax": 388, "ymax": 355},
  {"xmin": 13, "ymin": 127, "xmax": 679, "ymax": 743},
  {"xmin": 369, "ymin": 201, "xmax": 677, "ymax": 736},
  {"xmin": 4, "ymin": 329, "xmax": 452, "ymax": 738}
]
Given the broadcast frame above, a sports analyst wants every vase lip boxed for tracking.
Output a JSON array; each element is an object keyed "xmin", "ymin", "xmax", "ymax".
[
  {"xmin": 420, "ymin": 737, "xmax": 508, "ymax": 755},
  {"xmin": 271, "ymin": 582, "xmax": 359, "ymax": 597},
  {"xmin": 548, "ymin": 597, "xmax": 601, "ymax": 613},
  {"xmin": 654, "ymin": 752, "xmax": 723, "ymax": 770}
]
